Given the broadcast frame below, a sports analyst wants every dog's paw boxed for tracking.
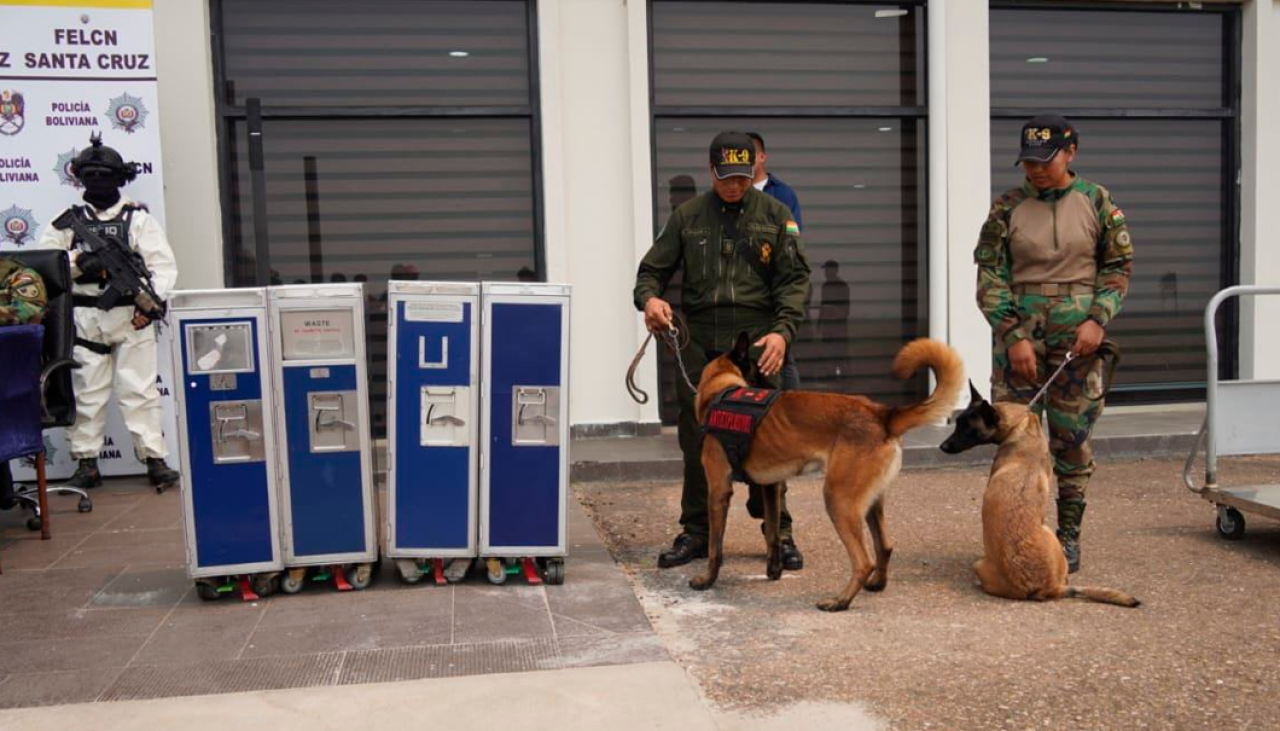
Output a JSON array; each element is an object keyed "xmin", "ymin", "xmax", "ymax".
[
  {"xmin": 688, "ymin": 576, "xmax": 715, "ymax": 592},
  {"xmin": 864, "ymin": 573, "xmax": 887, "ymax": 592},
  {"xmin": 815, "ymin": 597, "xmax": 850, "ymax": 612},
  {"xmin": 766, "ymin": 558, "xmax": 783, "ymax": 581}
]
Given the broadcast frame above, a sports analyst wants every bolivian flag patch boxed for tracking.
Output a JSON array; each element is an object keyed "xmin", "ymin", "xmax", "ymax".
[{"xmin": 785, "ymin": 220, "xmax": 800, "ymax": 235}]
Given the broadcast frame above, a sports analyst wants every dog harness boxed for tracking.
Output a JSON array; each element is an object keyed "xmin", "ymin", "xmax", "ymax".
[{"xmin": 702, "ymin": 386, "xmax": 782, "ymax": 483}]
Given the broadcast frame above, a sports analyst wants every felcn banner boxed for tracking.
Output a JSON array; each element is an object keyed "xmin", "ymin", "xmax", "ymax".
[{"xmin": 0, "ymin": 0, "xmax": 178, "ymax": 480}]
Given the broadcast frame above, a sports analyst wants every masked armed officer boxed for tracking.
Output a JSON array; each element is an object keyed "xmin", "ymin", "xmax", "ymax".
[
  {"xmin": 635, "ymin": 131, "xmax": 811, "ymax": 570},
  {"xmin": 38, "ymin": 133, "xmax": 180, "ymax": 490}
]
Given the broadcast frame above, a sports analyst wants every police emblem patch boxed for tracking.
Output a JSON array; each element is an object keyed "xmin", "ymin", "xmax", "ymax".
[
  {"xmin": 1, "ymin": 204, "xmax": 38, "ymax": 247},
  {"xmin": 54, "ymin": 148, "xmax": 82, "ymax": 188},
  {"xmin": 0, "ymin": 90, "xmax": 25, "ymax": 136},
  {"xmin": 107, "ymin": 92, "xmax": 148, "ymax": 134},
  {"xmin": 760, "ymin": 243, "xmax": 771, "ymax": 264}
]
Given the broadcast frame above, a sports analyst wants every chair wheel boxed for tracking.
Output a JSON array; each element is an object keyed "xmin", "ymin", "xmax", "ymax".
[
  {"xmin": 78, "ymin": 497, "xmax": 93, "ymax": 513},
  {"xmin": 26, "ymin": 516, "xmax": 41, "ymax": 532}
]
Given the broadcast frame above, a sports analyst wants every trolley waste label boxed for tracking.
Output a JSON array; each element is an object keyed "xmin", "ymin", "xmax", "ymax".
[{"xmin": 405, "ymin": 301, "xmax": 464, "ymax": 323}]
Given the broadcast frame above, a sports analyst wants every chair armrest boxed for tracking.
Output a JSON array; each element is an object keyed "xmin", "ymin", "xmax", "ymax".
[{"xmin": 39, "ymin": 358, "xmax": 80, "ymax": 423}]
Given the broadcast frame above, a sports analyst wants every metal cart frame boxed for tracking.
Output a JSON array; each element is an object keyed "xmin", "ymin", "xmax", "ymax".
[{"xmin": 1183, "ymin": 285, "xmax": 1280, "ymax": 539}]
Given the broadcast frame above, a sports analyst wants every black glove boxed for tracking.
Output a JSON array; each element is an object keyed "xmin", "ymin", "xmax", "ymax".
[{"xmin": 76, "ymin": 251, "xmax": 107, "ymax": 280}]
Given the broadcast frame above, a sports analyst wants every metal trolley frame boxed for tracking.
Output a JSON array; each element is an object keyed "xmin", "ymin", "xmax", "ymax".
[{"xmin": 1183, "ymin": 285, "xmax": 1280, "ymax": 539}]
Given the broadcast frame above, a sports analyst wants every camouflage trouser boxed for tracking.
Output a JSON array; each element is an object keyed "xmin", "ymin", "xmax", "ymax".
[
  {"xmin": 991, "ymin": 293, "xmax": 1110, "ymax": 501},
  {"xmin": 675, "ymin": 316, "xmax": 793, "ymax": 539}
]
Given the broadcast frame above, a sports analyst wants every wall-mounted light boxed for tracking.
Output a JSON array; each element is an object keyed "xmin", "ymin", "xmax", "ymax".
[
  {"xmin": 449, "ymin": 51, "xmax": 470, "ymax": 58},
  {"xmin": 878, "ymin": 127, "xmax": 893, "ymax": 132},
  {"xmin": 1026, "ymin": 57, "xmax": 1049, "ymax": 64},
  {"xmin": 874, "ymin": 9, "xmax": 909, "ymax": 19}
]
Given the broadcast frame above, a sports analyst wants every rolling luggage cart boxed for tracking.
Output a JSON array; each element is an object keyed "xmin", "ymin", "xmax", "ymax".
[
  {"xmin": 385, "ymin": 281, "xmax": 480, "ymax": 585},
  {"xmin": 1183, "ymin": 285, "xmax": 1280, "ymax": 539},
  {"xmin": 169, "ymin": 289, "xmax": 284, "ymax": 601},
  {"xmin": 480, "ymin": 282, "xmax": 570, "ymax": 585},
  {"xmin": 268, "ymin": 284, "xmax": 379, "ymax": 592}
]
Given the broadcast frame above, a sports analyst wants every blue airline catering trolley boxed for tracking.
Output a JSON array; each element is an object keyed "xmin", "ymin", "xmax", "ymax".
[
  {"xmin": 480, "ymin": 282, "xmax": 571, "ymax": 585},
  {"xmin": 267, "ymin": 284, "xmax": 379, "ymax": 593},
  {"xmin": 385, "ymin": 281, "xmax": 480, "ymax": 584},
  {"xmin": 169, "ymin": 288, "xmax": 284, "ymax": 601}
]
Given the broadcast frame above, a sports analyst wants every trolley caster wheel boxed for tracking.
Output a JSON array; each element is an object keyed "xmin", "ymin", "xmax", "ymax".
[
  {"xmin": 1217, "ymin": 506, "xmax": 1246, "ymax": 540},
  {"xmin": 486, "ymin": 558, "xmax": 508, "ymax": 585},
  {"xmin": 544, "ymin": 560, "xmax": 565, "ymax": 586},
  {"xmin": 396, "ymin": 560, "xmax": 423, "ymax": 585},
  {"xmin": 251, "ymin": 573, "xmax": 281, "ymax": 597},
  {"xmin": 348, "ymin": 563, "xmax": 374, "ymax": 590},
  {"xmin": 281, "ymin": 568, "xmax": 308, "ymax": 595},
  {"xmin": 195, "ymin": 581, "xmax": 221, "ymax": 602},
  {"xmin": 78, "ymin": 497, "xmax": 93, "ymax": 513},
  {"xmin": 25, "ymin": 516, "xmax": 41, "ymax": 532}
]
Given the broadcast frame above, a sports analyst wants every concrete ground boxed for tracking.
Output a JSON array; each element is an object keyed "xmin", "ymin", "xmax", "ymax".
[{"xmin": 579, "ymin": 454, "xmax": 1280, "ymax": 730}]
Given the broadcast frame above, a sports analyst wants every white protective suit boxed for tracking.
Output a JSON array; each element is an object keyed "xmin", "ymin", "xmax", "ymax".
[{"xmin": 38, "ymin": 194, "xmax": 179, "ymax": 460}]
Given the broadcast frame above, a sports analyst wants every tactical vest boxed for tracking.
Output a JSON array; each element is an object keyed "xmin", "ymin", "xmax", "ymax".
[
  {"xmin": 67, "ymin": 204, "xmax": 136, "ymax": 260},
  {"xmin": 702, "ymin": 386, "xmax": 782, "ymax": 484}
]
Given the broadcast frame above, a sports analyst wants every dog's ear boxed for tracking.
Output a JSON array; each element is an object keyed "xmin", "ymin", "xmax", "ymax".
[
  {"xmin": 968, "ymin": 380, "xmax": 984, "ymax": 404},
  {"xmin": 978, "ymin": 399, "xmax": 999, "ymax": 429},
  {"xmin": 728, "ymin": 332, "xmax": 752, "ymax": 372}
]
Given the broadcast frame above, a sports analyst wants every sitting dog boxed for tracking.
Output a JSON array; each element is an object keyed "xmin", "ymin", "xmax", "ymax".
[
  {"xmin": 940, "ymin": 386, "xmax": 1139, "ymax": 608},
  {"xmin": 692, "ymin": 334, "xmax": 963, "ymax": 612}
]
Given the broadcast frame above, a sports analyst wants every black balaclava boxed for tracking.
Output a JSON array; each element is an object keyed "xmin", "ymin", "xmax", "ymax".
[
  {"xmin": 70, "ymin": 133, "xmax": 137, "ymax": 211},
  {"xmin": 79, "ymin": 166, "xmax": 123, "ymax": 210}
]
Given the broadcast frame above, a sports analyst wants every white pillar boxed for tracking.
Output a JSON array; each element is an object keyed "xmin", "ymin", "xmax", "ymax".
[
  {"xmin": 539, "ymin": 0, "xmax": 652, "ymax": 430},
  {"xmin": 932, "ymin": 0, "xmax": 993, "ymax": 396},
  {"xmin": 1239, "ymin": 0, "xmax": 1280, "ymax": 380},
  {"xmin": 153, "ymin": 0, "xmax": 224, "ymax": 290}
]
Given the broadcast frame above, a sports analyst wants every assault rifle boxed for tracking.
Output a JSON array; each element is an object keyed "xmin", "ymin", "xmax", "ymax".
[{"xmin": 53, "ymin": 208, "xmax": 167, "ymax": 321}]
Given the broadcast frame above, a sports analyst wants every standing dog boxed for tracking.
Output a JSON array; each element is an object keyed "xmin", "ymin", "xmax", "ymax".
[
  {"xmin": 692, "ymin": 334, "xmax": 963, "ymax": 612},
  {"xmin": 940, "ymin": 386, "xmax": 1139, "ymax": 607}
]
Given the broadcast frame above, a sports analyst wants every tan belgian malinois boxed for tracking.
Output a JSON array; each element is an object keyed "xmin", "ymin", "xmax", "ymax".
[
  {"xmin": 939, "ymin": 387, "xmax": 1140, "ymax": 607},
  {"xmin": 692, "ymin": 334, "xmax": 964, "ymax": 612}
]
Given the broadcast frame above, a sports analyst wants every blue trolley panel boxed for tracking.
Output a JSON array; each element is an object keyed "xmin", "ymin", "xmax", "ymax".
[
  {"xmin": 282, "ymin": 364, "xmax": 367, "ymax": 557},
  {"xmin": 394, "ymin": 300, "xmax": 473, "ymax": 550},
  {"xmin": 181, "ymin": 318, "xmax": 276, "ymax": 570},
  {"xmin": 488, "ymin": 302, "xmax": 563, "ymax": 549}
]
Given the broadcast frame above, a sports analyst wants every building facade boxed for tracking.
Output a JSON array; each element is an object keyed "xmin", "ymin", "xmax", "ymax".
[{"xmin": 151, "ymin": 0, "xmax": 1280, "ymax": 433}]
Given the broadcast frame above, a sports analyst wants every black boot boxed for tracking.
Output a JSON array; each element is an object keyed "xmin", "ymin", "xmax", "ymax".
[
  {"xmin": 780, "ymin": 538, "xmax": 804, "ymax": 571},
  {"xmin": 1056, "ymin": 498, "xmax": 1086, "ymax": 574},
  {"xmin": 66, "ymin": 458, "xmax": 102, "ymax": 489},
  {"xmin": 146, "ymin": 457, "xmax": 180, "ymax": 487},
  {"xmin": 657, "ymin": 534, "xmax": 708, "ymax": 568}
]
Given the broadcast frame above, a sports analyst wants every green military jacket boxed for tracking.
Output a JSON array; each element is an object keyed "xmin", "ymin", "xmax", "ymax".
[
  {"xmin": 975, "ymin": 175, "xmax": 1133, "ymax": 345},
  {"xmin": 0, "ymin": 257, "xmax": 47, "ymax": 325},
  {"xmin": 634, "ymin": 188, "xmax": 810, "ymax": 344}
]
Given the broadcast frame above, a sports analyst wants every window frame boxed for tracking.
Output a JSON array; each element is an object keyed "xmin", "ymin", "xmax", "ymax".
[
  {"xmin": 990, "ymin": 0, "xmax": 1242, "ymax": 402},
  {"xmin": 209, "ymin": 0, "xmax": 546, "ymax": 288},
  {"xmin": 647, "ymin": 0, "xmax": 931, "ymax": 423}
]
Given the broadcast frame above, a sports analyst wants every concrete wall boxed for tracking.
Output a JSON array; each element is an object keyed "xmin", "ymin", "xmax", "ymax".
[
  {"xmin": 148, "ymin": 0, "xmax": 1276, "ymax": 428},
  {"xmin": 152, "ymin": 0, "xmax": 223, "ymax": 291}
]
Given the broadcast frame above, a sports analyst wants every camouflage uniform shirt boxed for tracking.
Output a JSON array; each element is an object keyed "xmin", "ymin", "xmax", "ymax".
[
  {"xmin": 0, "ymin": 257, "xmax": 47, "ymax": 325},
  {"xmin": 975, "ymin": 175, "xmax": 1134, "ymax": 345}
]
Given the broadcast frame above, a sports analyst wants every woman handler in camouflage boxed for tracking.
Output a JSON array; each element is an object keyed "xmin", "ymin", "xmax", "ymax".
[{"xmin": 975, "ymin": 114, "xmax": 1133, "ymax": 573}]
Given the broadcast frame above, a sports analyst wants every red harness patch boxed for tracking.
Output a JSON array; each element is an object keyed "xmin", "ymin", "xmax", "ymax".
[{"xmin": 703, "ymin": 387, "xmax": 782, "ymax": 483}]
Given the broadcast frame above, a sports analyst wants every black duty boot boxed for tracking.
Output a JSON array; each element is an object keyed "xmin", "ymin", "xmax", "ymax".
[
  {"xmin": 657, "ymin": 534, "xmax": 708, "ymax": 568},
  {"xmin": 1056, "ymin": 498, "xmax": 1086, "ymax": 574},
  {"xmin": 780, "ymin": 538, "xmax": 804, "ymax": 571},
  {"xmin": 146, "ymin": 457, "xmax": 180, "ymax": 487},
  {"xmin": 66, "ymin": 458, "xmax": 102, "ymax": 489}
]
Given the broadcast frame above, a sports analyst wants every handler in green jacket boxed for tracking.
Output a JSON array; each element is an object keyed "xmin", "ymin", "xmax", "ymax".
[
  {"xmin": 976, "ymin": 114, "xmax": 1133, "ymax": 574},
  {"xmin": 634, "ymin": 131, "xmax": 811, "ymax": 570}
]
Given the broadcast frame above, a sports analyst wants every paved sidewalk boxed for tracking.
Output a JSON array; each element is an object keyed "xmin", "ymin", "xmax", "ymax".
[{"xmin": 572, "ymin": 404, "xmax": 1204, "ymax": 481}]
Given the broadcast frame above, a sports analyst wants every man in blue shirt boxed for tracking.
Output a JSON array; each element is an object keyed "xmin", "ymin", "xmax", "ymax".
[{"xmin": 748, "ymin": 133, "xmax": 803, "ymax": 231}]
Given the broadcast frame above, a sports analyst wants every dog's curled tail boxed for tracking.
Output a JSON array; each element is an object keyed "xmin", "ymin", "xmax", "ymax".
[
  {"xmin": 887, "ymin": 338, "xmax": 965, "ymax": 438},
  {"xmin": 1064, "ymin": 586, "xmax": 1142, "ymax": 608}
]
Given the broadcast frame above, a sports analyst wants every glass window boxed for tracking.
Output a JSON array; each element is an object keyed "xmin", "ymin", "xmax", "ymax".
[{"xmin": 651, "ymin": 2, "xmax": 928, "ymax": 423}]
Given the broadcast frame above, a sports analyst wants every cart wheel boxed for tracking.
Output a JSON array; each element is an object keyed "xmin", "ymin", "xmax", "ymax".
[
  {"xmin": 281, "ymin": 570, "xmax": 307, "ymax": 594},
  {"xmin": 486, "ymin": 558, "xmax": 508, "ymax": 585},
  {"xmin": 78, "ymin": 497, "xmax": 93, "ymax": 513},
  {"xmin": 348, "ymin": 563, "xmax": 374, "ymax": 590},
  {"xmin": 1217, "ymin": 506, "xmax": 1246, "ymax": 540},
  {"xmin": 545, "ymin": 559, "xmax": 565, "ymax": 586},
  {"xmin": 252, "ymin": 573, "xmax": 281, "ymax": 597},
  {"xmin": 195, "ymin": 581, "xmax": 221, "ymax": 602},
  {"xmin": 396, "ymin": 560, "xmax": 423, "ymax": 584},
  {"xmin": 25, "ymin": 516, "xmax": 41, "ymax": 532}
]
